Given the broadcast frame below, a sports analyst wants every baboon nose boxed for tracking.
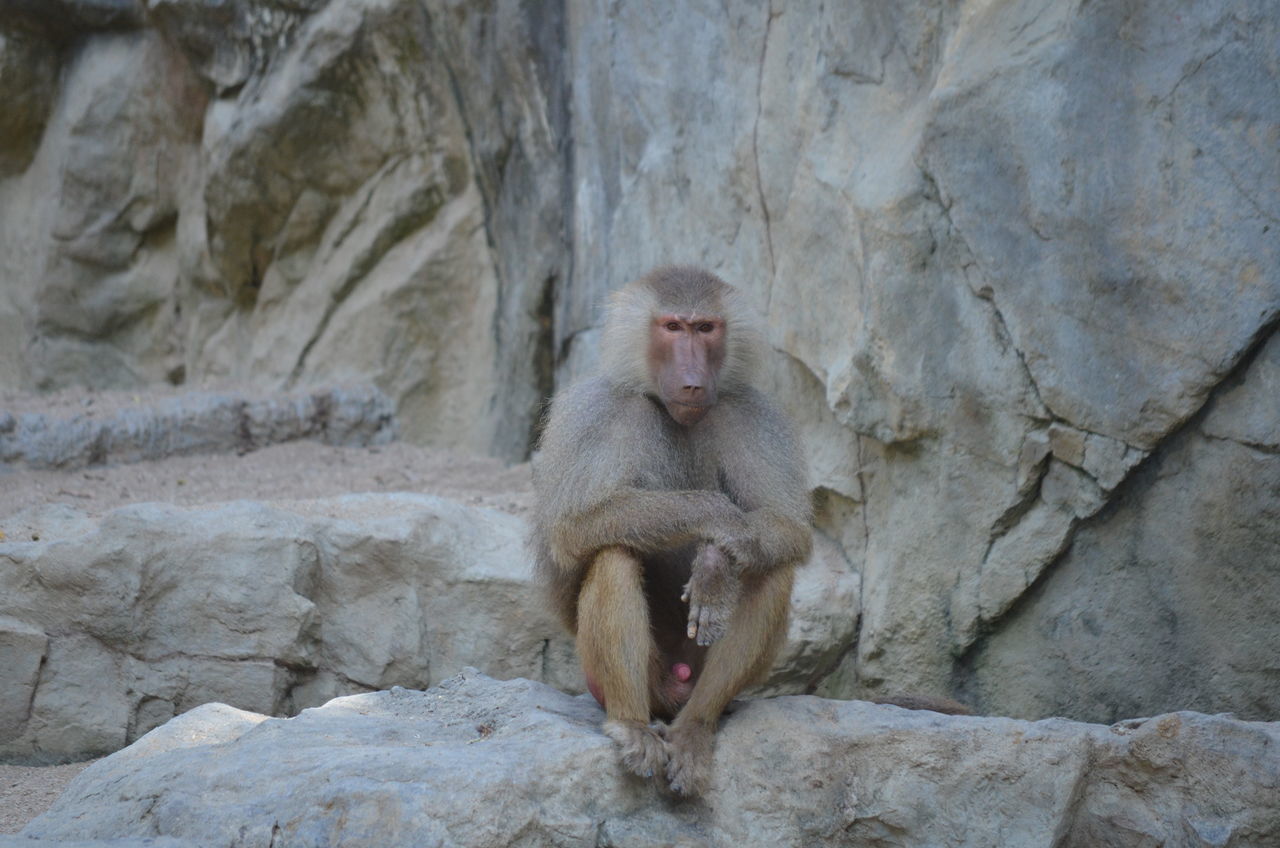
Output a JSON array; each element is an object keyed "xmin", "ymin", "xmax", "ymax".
[{"xmin": 680, "ymin": 381, "xmax": 704, "ymax": 397}]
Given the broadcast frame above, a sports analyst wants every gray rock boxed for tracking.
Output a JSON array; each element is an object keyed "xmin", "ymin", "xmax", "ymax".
[
  {"xmin": 0, "ymin": 27, "xmax": 203, "ymax": 392},
  {"xmin": 0, "ymin": 840, "xmax": 189, "ymax": 848},
  {"xmin": 19, "ymin": 671, "xmax": 1280, "ymax": 847},
  {"xmin": 1, "ymin": 0, "xmax": 1278, "ymax": 726},
  {"xmin": 0, "ymin": 386, "xmax": 396, "ymax": 470},
  {"xmin": 169, "ymin": 0, "xmax": 560, "ymax": 461},
  {"xmin": 962, "ymin": 330, "xmax": 1280, "ymax": 722},
  {"xmin": 0, "ymin": 493, "xmax": 852, "ymax": 760},
  {"xmin": 0, "ymin": 29, "xmax": 58, "ymax": 177},
  {"xmin": 0, "ymin": 493, "xmax": 548, "ymax": 760},
  {"xmin": 559, "ymin": 0, "xmax": 1280, "ymax": 718},
  {"xmin": 145, "ymin": 0, "xmax": 324, "ymax": 93},
  {"xmin": 4, "ymin": 0, "xmax": 145, "ymax": 38}
]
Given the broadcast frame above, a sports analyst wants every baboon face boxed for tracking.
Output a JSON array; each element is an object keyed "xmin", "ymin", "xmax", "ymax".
[{"xmin": 646, "ymin": 311, "xmax": 727, "ymax": 426}]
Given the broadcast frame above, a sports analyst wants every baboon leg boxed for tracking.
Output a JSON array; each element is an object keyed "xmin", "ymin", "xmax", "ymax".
[
  {"xmin": 577, "ymin": 547, "xmax": 667, "ymax": 779},
  {"xmin": 665, "ymin": 566, "xmax": 794, "ymax": 795}
]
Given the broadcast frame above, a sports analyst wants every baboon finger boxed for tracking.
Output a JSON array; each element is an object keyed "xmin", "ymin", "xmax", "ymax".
[{"xmin": 697, "ymin": 606, "xmax": 716, "ymax": 646}]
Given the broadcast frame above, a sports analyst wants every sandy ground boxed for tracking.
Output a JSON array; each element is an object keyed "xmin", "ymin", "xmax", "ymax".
[
  {"xmin": 0, "ymin": 396, "xmax": 535, "ymax": 832},
  {"xmin": 0, "ymin": 761, "xmax": 96, "ymax": 834},
  {"xmin": 0, "ymin": 440, "xmax": 533, "ymax": 527}
]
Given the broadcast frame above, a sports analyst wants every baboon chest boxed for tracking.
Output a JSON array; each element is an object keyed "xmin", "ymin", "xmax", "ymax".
[{"xmin": 648, "ymin": 426, "xmax": 724, "ymax": 494}]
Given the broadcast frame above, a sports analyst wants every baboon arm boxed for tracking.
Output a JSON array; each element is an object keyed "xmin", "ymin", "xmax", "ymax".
[
  {"xmin": 713, "ymin": 392, "xmax": 814, "ymax": 574},
  {"xmin": 738, "ymin": 506, "xmax": 813, "ymax": 572},
  {"xmin": 550, "ymin": 487, "xmax": 744, "ymax": 568}
]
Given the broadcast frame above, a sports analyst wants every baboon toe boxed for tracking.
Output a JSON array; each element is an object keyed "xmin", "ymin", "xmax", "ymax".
[
  {"xmin": 603, "ymin": 719, "xmax": 668, "ymax": 779},
  {"xmin": 663, "ymin": 723, "xmax": 714, "ymax": 797}
]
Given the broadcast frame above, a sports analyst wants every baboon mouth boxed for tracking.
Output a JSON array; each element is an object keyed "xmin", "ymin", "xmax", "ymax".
[{"xmin": 667, "ymin": 400, "xmax": 711, "ymax": 422}]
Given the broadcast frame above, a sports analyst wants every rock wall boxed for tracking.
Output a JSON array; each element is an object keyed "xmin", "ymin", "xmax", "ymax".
[
  {"xmin": 1, "ymin": 0, "xmax": 1277, "ymax": 723},
  {"xmin": 0, "ymin": 0, "xmax": 562, "ymax": 459}
]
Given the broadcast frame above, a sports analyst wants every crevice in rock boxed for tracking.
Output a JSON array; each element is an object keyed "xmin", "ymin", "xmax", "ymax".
[
  {"xmin": 538, "ymin": 638, "xmax": 551, "ymax": 682},
  {"xmin": 1181, "ymin": 131, "xmax": 1280, "ymax": 227},
  {"xmin": 974, "ymin": 285, "xmax": 1056, "ymax": 424},
  {"xmin": 846, "ymin": 432, "xmax": 870, "ymax": 695},
  {"xmin": 235, "ymin": 399, "xmax": 254, "ymax": 454},
  {"xmin": 554, "ymin": 324, "xmax": 591, "ymax": 370},
  {"xmin": 1046, "ymin": 734, "xmax": 1097, "ymax": 848},
  {"xmin": 957, "ymin": 309, "xmax": 1280, "ymax": 665},
  {"xmin": 752, "ymin": 3, "xmax": 779, "ymax": 291},
  {"xmin": 854, "ymin": 434, "xmax": 871, "ymax": 564},
  {"xmin": 984, "ymin": 464, "xmax": 1047, "ymax": 550},
  {"xmin": 22, "ymin": 649, "xmax": 49, "ymax": 735},
  {"xmin": 1158, "ymin": 39, "xmax": 1233, "ymax": 108},
  {"xmin": 551, "ymin": 0, "xmax": 576, "ymax": 398},
  {"xmin": 918, "ymin": 158, "xmax": 1057, "ymax": 426},
  {"xmin": 804, "ymin": 627, "xmax": 858, "ymax": 695},
  {"xmin": 426, "ymin": 6, "xmax": 507, "ymax": 343},
  {"xmin": 288, "ymin": 162, "xmax": 446, "ymax": 385},
  {"xmin": 1198, "ymin": 431, "xmax": 1280, "ymax": 456},
  {"xmin": 524, "ymin": 272, "xmax": 558, "ymax": 457}
]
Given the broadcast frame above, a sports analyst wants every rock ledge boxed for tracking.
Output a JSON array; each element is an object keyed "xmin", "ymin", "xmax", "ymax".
[{"xmin": 13, "ymin": 671, "xmax": 1280, "ymax": 848}]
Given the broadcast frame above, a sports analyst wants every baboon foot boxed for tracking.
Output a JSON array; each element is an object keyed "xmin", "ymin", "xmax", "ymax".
[
  {"xmin": 603, "ymin": 718, "xmax": 669, "ymax": 780},
  {"xmin": 663, "ymin": 720, "xmax": 715, "ymax": 797}
]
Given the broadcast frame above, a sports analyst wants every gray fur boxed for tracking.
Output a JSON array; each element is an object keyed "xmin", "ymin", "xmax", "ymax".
[{"xmin": 530, "ymin": 270, "xmax": 811, "ymax": 631}]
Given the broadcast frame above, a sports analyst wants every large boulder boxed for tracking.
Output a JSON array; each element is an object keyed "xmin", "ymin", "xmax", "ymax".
[
  {"xmin": 14, "ymin": 670, "xmax": 1280, "ymax": 847},
  {"xmin": 0, "ymin": 493, "xmax": 854, "ymax": 760},
  {"xmin": 0, "ymin": 493, "xmax": 562, "ymax": 760}
]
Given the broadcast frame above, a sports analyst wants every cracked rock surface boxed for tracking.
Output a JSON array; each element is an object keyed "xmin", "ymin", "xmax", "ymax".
[
  {"xmin": 1, "ymin": 0, "xmax": 1278, "ymax": 725},
  {"xmin": 0, "ymin": 487, "xmax": 853, "ymax": 760},
  {"xmin": 11, "ymin": 670, "xmax": 1280, "ymax": 847}
]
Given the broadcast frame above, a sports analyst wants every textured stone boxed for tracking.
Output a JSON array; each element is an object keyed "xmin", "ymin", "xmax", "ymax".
[
  {"xmin": 0, "ymin": 27, "xmax": 203, "ymax": 392},
  {"xmin": 558, "ymin": 0, "xmax": 1280, "ymax": 717},
  {"xmin": 0, "ymin": 29, "xmax": 58, "ymax": 177},
  {"xmin": 0, "ymin": 494, "xmax": 538, "ymax": 760},
  {"xmin": 0, "ymin": 385, "xmax": 396, "ymax": 470},
  {"xmin": 963, "ymin": 328, "xmax": 1280, "ymax": 722},
  {"xmin": 4, "ymin": 0, "xmax": 145, "ymax": 38},
  {"xmin": 145, "ymin": 0, "xmax": 324, "ymax": 93},
  {"xmin": 0, "ymin": 0, "xmax": 1277, "ymax": 726},
  {"xmin": 0, "ymin": 493, "xmax": 852, "ymax": 760},
  {"xmin": 0, "ymin": 617, "xmax": 47, "ymax": 745},
  {"xmin": 17, "ymin": 671, "xmax": 1280, "ymax": 847},
  {"xmin": 167, "ymin": 0, "xmax": 563, "ymax": 460}
]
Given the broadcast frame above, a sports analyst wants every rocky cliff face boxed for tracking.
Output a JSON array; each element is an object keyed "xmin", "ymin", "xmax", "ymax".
[{"xmin": 1, "ymin": 0, "xmax": 1277, "ymax": 724}]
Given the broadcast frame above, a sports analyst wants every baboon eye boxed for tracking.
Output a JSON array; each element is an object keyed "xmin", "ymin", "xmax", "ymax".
[
  {"xmin": 665, "ymin": 321, "xmax": 682, "ymax": 332},
  {"xmin": 697, "ymin": 322, "xmax": 715, "ymax": 333}
]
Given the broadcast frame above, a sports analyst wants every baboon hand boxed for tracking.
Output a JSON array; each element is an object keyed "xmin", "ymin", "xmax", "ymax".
[
  {"xmin": 681, "ymin": 543, "xmax": 741, "ymax": 646},
  {"xmin": 704, "ymin": 511, "xmax": 756, "ymax": 570}
]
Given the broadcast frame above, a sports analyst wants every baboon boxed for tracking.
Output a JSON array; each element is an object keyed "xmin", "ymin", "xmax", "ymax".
[{"xmin": 531, "ymin": 266, "xmax": 812, "ymax": 796}]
